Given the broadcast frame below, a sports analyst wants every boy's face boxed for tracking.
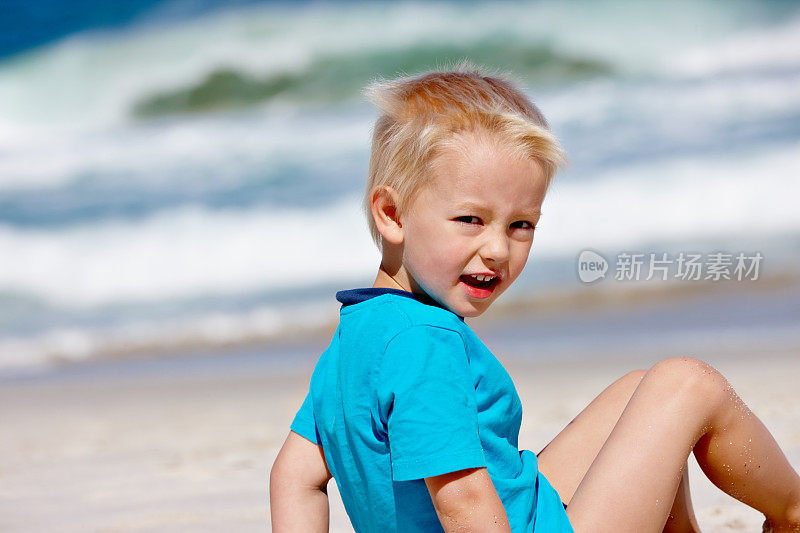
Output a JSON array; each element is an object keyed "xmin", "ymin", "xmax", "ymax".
[{"xmin": 396, "ymin": 131, "xmax": 548, "ymax": 318}]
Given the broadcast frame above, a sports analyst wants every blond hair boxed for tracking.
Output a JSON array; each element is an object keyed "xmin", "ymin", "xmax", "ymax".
[{"xmin": 361, "ymin": 61, "xmax": 566, "ymax": 249}]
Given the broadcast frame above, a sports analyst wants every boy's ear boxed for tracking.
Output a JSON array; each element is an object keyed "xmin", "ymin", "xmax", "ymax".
[{"xmin": 370, "ymin": 185, "xmax": 404, "ymax": 245}]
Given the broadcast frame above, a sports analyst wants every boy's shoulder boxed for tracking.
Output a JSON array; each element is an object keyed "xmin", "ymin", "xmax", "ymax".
[{"xmin": 342, "ymin": 292, "xmax": 466, "ymax": 336}]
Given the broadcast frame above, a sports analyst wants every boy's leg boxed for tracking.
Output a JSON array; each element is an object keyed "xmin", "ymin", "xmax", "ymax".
[
  {"xmin": 663, "ymin": 467, "xmax": 701, "ymax": 533},
  {"xmin": 538, "ymin": 369, "xmax": 699, "ymax": 532},
  {"xmin": 564, "ymin": 357, "xmax": 800, "ymax": 533}
]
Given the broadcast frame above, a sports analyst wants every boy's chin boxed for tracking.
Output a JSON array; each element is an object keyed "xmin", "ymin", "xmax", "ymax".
[
  {"xmin": 429, "ymin": 288, "xmax": 497, "ymax": 318},
  {"xmin": 452, "ymin": 300, "xmax": 493, "ymax": 319}
]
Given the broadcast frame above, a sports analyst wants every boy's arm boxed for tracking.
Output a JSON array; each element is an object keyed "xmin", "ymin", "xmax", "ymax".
[
  {"xmin": 425, "ymin": 467, "xmax": 512, "ymax": 533},
  {"xmin": 270, "ymin": 430, "xmax": 332, "ymax": 533}
]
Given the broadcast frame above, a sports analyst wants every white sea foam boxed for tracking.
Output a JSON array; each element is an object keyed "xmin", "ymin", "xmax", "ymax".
[
  {"xmin": 0, "ymin": 106, "xmax": 373, "ymax": 191},
  {"xmin": 538, "ymin": 143, "xmax": 800, "ymax": 255},
  {"xmin": 0, "ymin": 300, "xmax": 334, "ymax": 373},
  {"xmin": 0, "ymin": 196, "xmax": 378, "ymax": 308},
  {"xmin": 542, "ymin": 68, "xmax": 800, "ymax": 129},
  {"xmin": 673, "ymin": 12, "xmax": 800, "ymax": 76}
]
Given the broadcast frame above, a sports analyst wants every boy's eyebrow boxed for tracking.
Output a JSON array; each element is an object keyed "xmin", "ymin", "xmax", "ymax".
[{"xmin": 454, "ymin": 201, "xmax": 542, "ymax": 218}]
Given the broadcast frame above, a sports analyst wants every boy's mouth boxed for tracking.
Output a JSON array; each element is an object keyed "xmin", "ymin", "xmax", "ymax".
[{"xmin": 459, "ymin": 273, "xmax": 500, "ymax": 299}]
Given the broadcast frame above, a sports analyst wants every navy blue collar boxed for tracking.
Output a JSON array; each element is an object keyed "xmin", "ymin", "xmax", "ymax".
[
  {"xmin": 336, "ymin": 288, "xmax": 459, "ymax": 319},
  {"xmin": 336, "ymin": 288, "xmax": 418, "ymax": 306}
]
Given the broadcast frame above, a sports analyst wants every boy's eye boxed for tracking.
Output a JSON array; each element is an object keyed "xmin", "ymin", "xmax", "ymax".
[
  {"xmin": 511, "ymin": 221, "xmax": 535, "ymax": 230},
  {"xmin": 454, "ymin": 216, "xmax": 481, "ymax": 225}
]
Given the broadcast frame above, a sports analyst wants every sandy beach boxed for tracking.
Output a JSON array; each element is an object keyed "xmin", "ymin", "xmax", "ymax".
[{"xmin": 1, "ymin": 281, "xmax": 799, "ymax": 532}]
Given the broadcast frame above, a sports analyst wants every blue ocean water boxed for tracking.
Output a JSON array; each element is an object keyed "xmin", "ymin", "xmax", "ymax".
[
  {"xmin": 1, "ymin": 0, "xmax": 799, "ymax": 371},
  {"xmin": 0, "ymin": 0, "xmax": 270, "ymax": 58}
]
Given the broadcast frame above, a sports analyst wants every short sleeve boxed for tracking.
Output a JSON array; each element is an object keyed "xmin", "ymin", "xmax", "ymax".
[
  {"xmin": 290, "ymin": 390, "xmax": 319, "ymax": 445},
  {"xmin": 378, "ymin": 325, "xmax": 486, "ymax": 481}
]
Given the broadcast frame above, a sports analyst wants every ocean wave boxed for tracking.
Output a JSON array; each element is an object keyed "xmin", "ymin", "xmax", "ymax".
[
  {"xmin": 544, "ymin": 73, "xmax": 800, "ymax": 177},
  {"xmin": 672, "ymin": 11, "xmax": 800, "ymax": 76},
  {"xmin": 3, "ymin": 0, "xmax": 776, "ymax": 127},
  {"xmin": 0, "ymin": 107, "xmax": 373, "ymax": 194},
  {"xmin": 130, "ymin": 40, "xmax": 611, "ymax": 117},
  {"xmin": 3, "ymin": 63, "xmax": 799, "ymax": 226},
  {"xmin": 538, "ymin": 144, "xmax": 800, "ymax": 255},
  {"xmin": 0, "ymin": 197, "xmax": 379, "ymax": 309},
  {"xmin": 0, "ymin": 299, "xmax": 335, "ymax": 374},
  {"xmin": 1, "ymin": 144, "xmax": 799, "ymax": 312}
]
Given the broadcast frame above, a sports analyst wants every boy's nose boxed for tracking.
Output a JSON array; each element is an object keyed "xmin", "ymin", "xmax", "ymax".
[{"xmin": 480, "ymin": 228, "xmax": 510, "ymax": 264}]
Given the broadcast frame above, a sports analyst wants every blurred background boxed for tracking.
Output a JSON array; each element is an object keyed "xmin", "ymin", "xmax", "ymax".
[{"xmin": 1, "ymin": 0, "xmax": 799, "ymax": 375}]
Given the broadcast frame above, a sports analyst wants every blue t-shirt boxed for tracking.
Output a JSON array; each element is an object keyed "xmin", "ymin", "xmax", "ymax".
[{"xmin": 290, "ymin": 288, "xmax": 573, "ymax": 532}]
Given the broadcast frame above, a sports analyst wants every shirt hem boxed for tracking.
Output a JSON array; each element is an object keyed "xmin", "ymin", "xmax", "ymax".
[{"xmin": 391, "ymin": 448, "xmax": 486, "ymax": 481}]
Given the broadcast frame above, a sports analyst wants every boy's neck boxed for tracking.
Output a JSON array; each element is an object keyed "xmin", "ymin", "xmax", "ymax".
[
  {"xmin": 371, "ymin": 264, "xmax": 457, "ymax": 316},
  {"xmin": 372, "ymin": 263, "xmax": 410, "ymax": 291}
]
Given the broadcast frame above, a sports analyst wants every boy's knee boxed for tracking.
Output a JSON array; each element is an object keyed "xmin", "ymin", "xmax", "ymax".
[
  {"xmin": 646, "ymin": 356, "xmax": 729, "ymax": 405},
  {"xmin": 614, "ymin": 369, "xmax": 646, "ymax": 395},
  {"xmin": 623, "ymin": 369, "xmax": 647, "ymax": 382}
]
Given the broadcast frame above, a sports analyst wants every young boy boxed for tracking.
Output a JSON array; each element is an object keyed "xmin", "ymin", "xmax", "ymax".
[{"xmin": 270, "ymin": 66, "xmax": 800, "ymax": 532}]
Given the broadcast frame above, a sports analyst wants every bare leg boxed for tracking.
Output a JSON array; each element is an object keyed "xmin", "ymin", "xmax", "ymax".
[
  {"xmin": 663, "ymin": 467, "xmax": 701, "ymax": 533},
  {"xmin": 538, "ymin": 370, "xmax": 699, "ymax": 532},
  {"xmin": 565, "ymin": 357, "xmax": 800, "ymax": 533}
]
